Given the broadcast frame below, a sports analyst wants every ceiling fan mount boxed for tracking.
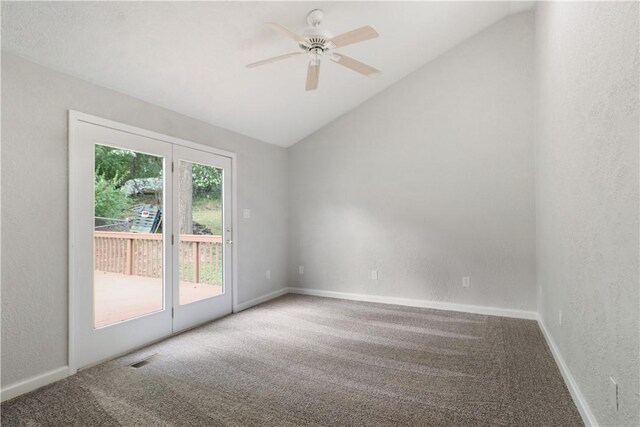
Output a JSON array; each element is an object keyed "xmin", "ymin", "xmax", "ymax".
[
  {"xmin": 306, "ymin": 9, "xmax": 325, "ymax": 27},
  {"xmin": 246, "ymin": 9, "xmax": 381, "ymax": 91}
]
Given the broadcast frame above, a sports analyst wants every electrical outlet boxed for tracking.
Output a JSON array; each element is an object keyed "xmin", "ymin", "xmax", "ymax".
[
  {"xmin": 463, "ymin": 276, "xmax": 470, "ymax": 288},
  {"xmin": 610, "ymin": 377, "xmax": 619, "ymax": 412},
  {"xmin": 243, "ymin": 209, "xmax": 251, "ymax": 219},
  {"xmin": 266, "ymin": 270, "xmax": 271, "ymax": 280},
  {"xmin": 298, "ymin": 265, "xmax": 304, "ymax": 275},
  {"xmin": 371, "ymin": 270, "xmax": 378, "ymax": 280},
  {"xmin": 558, "ymin": 310, "xmax": 563, "ymax": 327}
]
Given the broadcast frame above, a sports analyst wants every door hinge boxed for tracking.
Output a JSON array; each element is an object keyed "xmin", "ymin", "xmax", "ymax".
[
  {"xmin": 171, "ymin": 307, "xmax": 174, "ymax": 318},
  {"xmin": 171, "ymin": 161, "xmax": 174, "ymax": 173},
  {"xmin": 171, "ymin": 234, "xmax": 174, "ymax": 245}
]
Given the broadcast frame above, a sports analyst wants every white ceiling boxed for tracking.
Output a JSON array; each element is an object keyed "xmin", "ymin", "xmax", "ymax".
[{"xmin": 2, "ymin": 2, "xmax": 532, "ymax": 147}]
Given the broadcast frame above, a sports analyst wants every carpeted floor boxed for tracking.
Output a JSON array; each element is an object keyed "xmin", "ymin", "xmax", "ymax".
[{"xmin": 2, "ymin": 294, "xmax": 583, "ymax": 426}]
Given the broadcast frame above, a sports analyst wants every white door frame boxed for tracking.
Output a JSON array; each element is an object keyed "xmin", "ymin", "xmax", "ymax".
[{"xmin": 68, "ymin": 111, "xmax": 239, "ymax": 374}]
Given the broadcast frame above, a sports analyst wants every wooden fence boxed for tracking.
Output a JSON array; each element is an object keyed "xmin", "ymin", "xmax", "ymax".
[{"xmin": 94, "ymin": 231, "xmax": 222, "ymax": 285}]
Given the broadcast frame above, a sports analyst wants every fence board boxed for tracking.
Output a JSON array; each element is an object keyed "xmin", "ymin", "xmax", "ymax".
[{"xmin": 94, "ymin": 231, "xmax": 222, "ymax": 285}]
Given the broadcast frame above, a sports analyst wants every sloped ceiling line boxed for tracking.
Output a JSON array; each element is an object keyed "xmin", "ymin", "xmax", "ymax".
[{"xmin": 1, "ymin": 2, "xmax": 531, "ymax": 147}]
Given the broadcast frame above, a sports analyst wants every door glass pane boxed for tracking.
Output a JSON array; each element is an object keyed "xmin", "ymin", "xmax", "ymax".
[
  {"xmin": 94, "ymin": 144, "xmax": 164, "ymax": 328},
  {"xmin": 178, "ymin": 161, "xmax": 224, "ymax": 305}
]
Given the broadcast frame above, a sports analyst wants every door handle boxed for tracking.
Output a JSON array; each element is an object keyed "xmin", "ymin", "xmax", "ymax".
[{"xmin": 226, "ymin": 240, "xmax": 233, "ymax": 245}]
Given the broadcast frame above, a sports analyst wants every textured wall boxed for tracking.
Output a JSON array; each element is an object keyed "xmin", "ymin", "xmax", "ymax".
[
  {"xmin": 535, "ymin": 2, "xmax": 639, "ymax": 425},
  {"xmin": 288, "ymin": 12, "xmax": 536, "ymax": 311},
  {"xmin": 1, "ymin": 54, "xmax": 289, "ymax": 387}
]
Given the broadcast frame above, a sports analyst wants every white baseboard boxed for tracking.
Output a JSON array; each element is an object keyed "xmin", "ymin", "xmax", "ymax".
[
  {"xmin": 1, "ymin": 366, "xmax": 70, "ymax": 403},
  {"xmin": 2, "ymin": 289, "xmax": 289, "ymax": 403},
  {"xmin": 537, "ymin": 318, "xmax": 598, "ymax": 427},
  {"xmin": 287, "ymin": 287, "xmax": 538, "ymax": 320},
  {"xmin": 234, "ymin": 287, "xmax": 289, "ymax": 312},
  {"xmin": 1, "ymin": 288, "xmax": 591, "ymax": 427},
  {"xmin": 288, "ymin": 287, "xmax": 595, "ymax": 424}
]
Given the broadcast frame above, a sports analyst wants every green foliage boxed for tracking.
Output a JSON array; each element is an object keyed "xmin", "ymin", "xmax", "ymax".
[
  {"xmin": 94, "ymin": 172, "xmax": 129, "ymax": 218},
  {"xmin": 94, "ymin": 145, "xmax": 222, "ymax": 224},
  {"xmin": 192, "ymin": 164, "xmax": 222, "ymax": 197},
  {"xmin": 95, "ymin": 145, "xmax": 162, "ymax": 186},
  {"xmin": 94, "ymin": 145, "xmax": 219, "ymax": 196}
]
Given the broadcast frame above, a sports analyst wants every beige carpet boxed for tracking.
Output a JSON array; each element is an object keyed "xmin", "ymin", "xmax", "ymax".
[{"xmin": 1, "ymin": 294, "xmax": 583, "ymax": 426}]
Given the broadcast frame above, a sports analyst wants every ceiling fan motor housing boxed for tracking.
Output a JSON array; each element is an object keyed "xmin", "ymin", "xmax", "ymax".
[
  {"xmin": 301, "ymin": 28, "xmax": 334, "ymax": 50},
  {"xmin": 301, "ymin": 9, "xmax": 334, "ymax": 52}
]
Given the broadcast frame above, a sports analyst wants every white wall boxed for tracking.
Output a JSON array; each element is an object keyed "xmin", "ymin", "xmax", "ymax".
[
  {"xmin": 535, "ymin": 2, "xmax": 639, "ymax": 425},
  {"xmin": 1, "ymin": 54, "xmax": 289, "ymax": 387},
  {"xmin": 288, "ymin": 12, "xmax": 536, "ymax": 311}
]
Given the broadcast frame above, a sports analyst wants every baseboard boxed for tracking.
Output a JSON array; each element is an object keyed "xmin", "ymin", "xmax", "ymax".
[
  {"xmin": 287, "ymin": 287, "xmax": 596, "ymax": 424},
  {"xmin": 234, "ymin": 287, "xmax": 289, "ymax": 312},
  {"xmin": 2, "ymin": 289, "xmax": 289, "ymax": 403},
  {"xmin": 1, "ymin": 366, "xmax": 70, "ymax": 403},
  {"xmin": 287, "ymin": 287, "xmax": 538, "ymax": 320},
  {"xmin": 1, "ymin": 289, "xmax": 590, "ymax": 427},
  {"xmin": 537, "ymin": 317, "xmax": 598, "ymax": 427}
]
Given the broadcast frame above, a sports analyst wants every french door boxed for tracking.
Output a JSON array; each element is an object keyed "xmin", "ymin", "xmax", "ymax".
[
  {"xmin": 172, "ymin": 145, "xmax": 232, "ymax": 332},
  {"xmin": 71, "ymin": 116, "xmax": 233, "ymax": 369}
]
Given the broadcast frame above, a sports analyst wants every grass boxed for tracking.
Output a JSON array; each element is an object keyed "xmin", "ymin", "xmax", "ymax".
[{"xmin": 192, "ymin": 195, "xmax": 222, "ymax": 235}]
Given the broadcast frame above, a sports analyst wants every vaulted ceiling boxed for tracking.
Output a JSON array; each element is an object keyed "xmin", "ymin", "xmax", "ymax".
[{"xmin": 2, "ymin": 2, "xmax": 531, "ymax": 146}]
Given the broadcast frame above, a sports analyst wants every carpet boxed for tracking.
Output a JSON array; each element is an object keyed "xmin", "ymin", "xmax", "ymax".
[{"xmin": 1, "ymin": 294, "xmax": 583, "ymax": 426}]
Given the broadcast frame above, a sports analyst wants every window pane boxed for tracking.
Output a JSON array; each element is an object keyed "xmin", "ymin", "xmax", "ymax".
[
  {"xmin": 93, "ymin": 144, "xmax": 164, "ymax": 328},
  {"xmin": 178, "ymin": 161, "xmax": 224, "ymax": 305}
]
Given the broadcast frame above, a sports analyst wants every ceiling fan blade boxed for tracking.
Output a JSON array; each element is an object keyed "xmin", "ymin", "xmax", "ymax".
[
  {"xmin": 246, "ymin": 52, "xmax": 303, "ymax": 68},
  {"xmin": 332, "ymin": 54, "xmax": 381, "ymax": 77},
  {"xmin": 265, "ymin": 22, "xmax": 307, "ymax": 45},
  {"xmin": 329, "ymin": 25, "xmax": 379, "ymax": 48},
  {"xmin": 305, "ymin": 60, "xmax": 320, "ymax": 91}
]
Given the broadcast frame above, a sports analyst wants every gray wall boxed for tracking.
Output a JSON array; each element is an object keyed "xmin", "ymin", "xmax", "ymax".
[
  {"xmin": 4, "ymin": 6, "xmax": 639, "ymax": 422},
  {"xmin": 288, "ymin": 12, "xmax": 536, "ymax": 311},
  {"xmin": 1, "ymin": 54, "xmax": 289, "ymax": 387},
  {"xmin": 535, "ymin": 2, "xmax": 639, "ymax": 425}
]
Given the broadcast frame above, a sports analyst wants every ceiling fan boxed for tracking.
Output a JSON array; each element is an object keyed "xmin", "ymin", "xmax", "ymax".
[{"xmin": 246, "ymin": 9, "xmax": 381, "ymax": 91}]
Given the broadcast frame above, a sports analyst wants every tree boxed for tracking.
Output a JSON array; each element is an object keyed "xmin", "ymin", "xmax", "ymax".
[
  {"xmin": 95, "ymin": 145, "xmax": 223, "ymax": 233},
  {"xmin": 192, "ymin": 164, "xmax": 222, "ymax": 197},
  {"xmin": 94, "ymin": 145, "xmax": 162, "ymax": 187},
  {"xmin": 94, "ymin": 172, "xmax": 129, "ymax": 218},
  {"xmin": 178, "ymin": 162, "xmax": 193, "ymax": 234}
]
